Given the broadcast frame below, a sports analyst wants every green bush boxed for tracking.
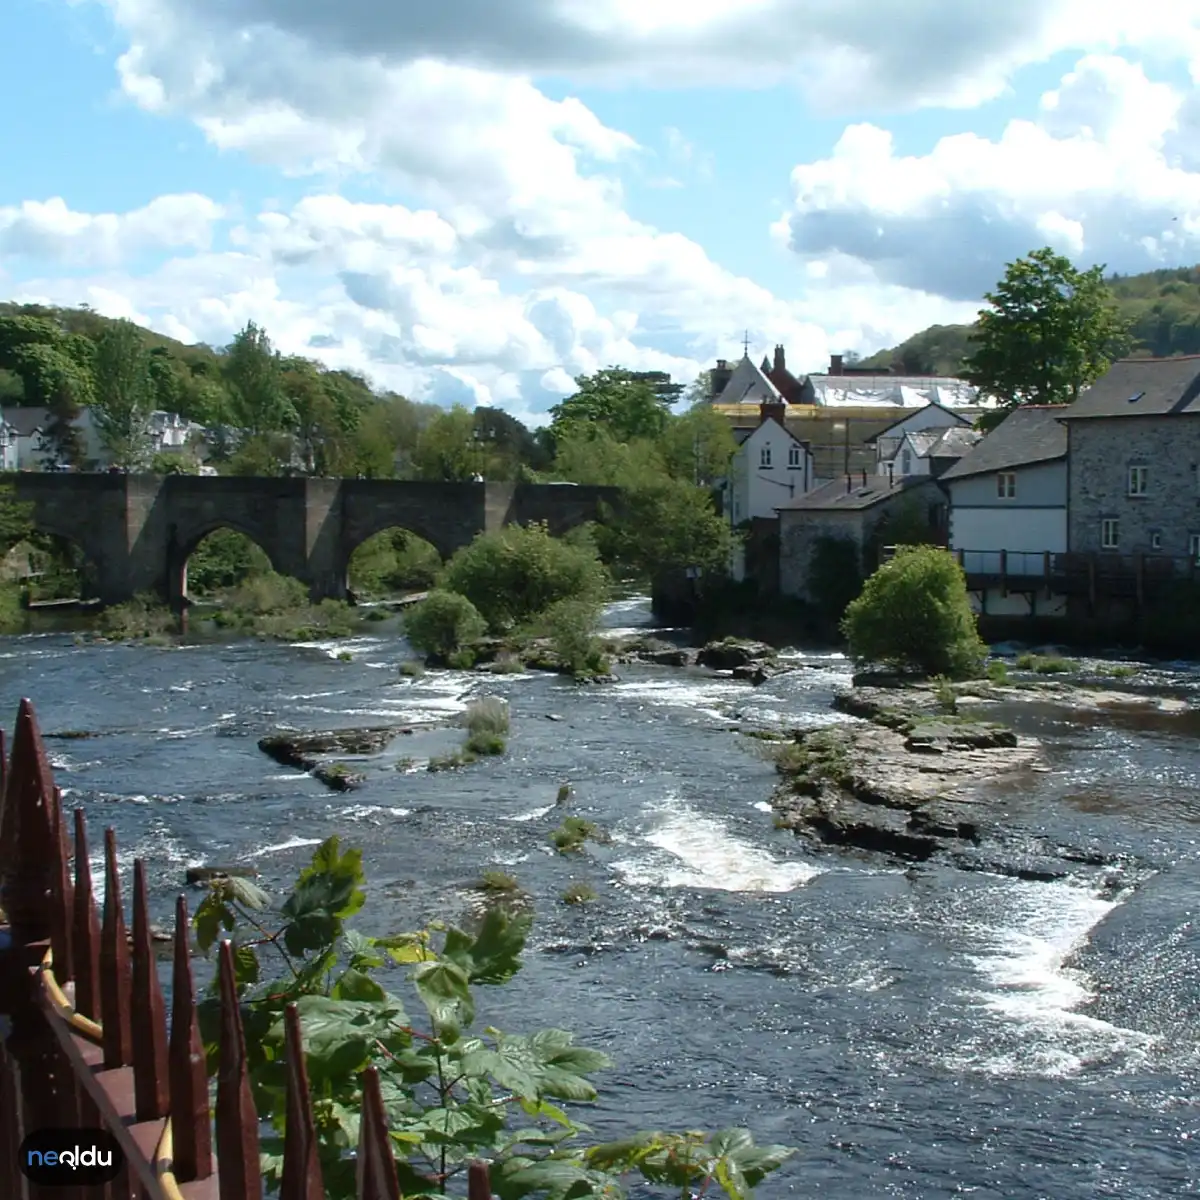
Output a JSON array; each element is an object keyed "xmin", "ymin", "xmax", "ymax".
[
  {"xmin": 97, "ymin": 592, "xmax": 177, "ymax": 639},
  {"xmin": 226, "ymin": 570, "xmax": 309, "ymax": 614},
  {"xmin": 188, "ymin": 529, "xmax": 272, "ymax": 595},
  {"xmin": 562, "ymin": 882, "xmax": 597, "ymax": 905},
  {"xmin": 986, "ymin": 660, "xmax": 1009, "ymax": 684},
  {"xmin": 464, "ymin": 697, "xmax": 510, "ymax": 737},
  {"xmin": 538, "ymin": 597, "xmax": 604, "ymax": 675},
  {"xmin": 191, "ymin": 837, "xmax": 793, "ymax": 1199},
  {"xmin": 403, "ymin": 589, "xmax": 486, "ymax": 659},
  {"xmin": 841, "ymin": 545, "xmax": 986, "ymax": 679},
  {"xmin": 442, "ymin": 521, "xmax": 609, "ymax": 632},
  {"xmin": 348, "ymin": 529, "xmax": 442, "ymax": 597}
]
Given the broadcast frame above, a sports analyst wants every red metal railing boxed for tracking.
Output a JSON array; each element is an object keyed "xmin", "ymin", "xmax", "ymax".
[{"xmin": 0, "ymin": 698, "xmax": 493, "ymax": 1200}]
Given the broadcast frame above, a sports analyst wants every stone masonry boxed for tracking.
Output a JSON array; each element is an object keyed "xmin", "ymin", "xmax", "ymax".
[
  {"xmin": 1066, "ymin": 414, "xmax": 1200, "ymax": 557},
  {"xmin": 11, "ymin": 474, "xmax": 620, "ymax": 606}
]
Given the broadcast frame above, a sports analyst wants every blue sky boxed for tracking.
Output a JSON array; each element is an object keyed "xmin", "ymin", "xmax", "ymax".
[{"xmin": 2, "ymin": 0, "xmax": 1199, "ymax": 423}]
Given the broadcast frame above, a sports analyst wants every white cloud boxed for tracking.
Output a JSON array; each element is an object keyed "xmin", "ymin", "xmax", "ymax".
[
  {"xmin": 776, "ymin": 55, "xmax": 1200, "ymax": 301},
  {"xmin": 0, "ymin": 194, "xmax": 223, "ymax": 265},
  {"xmin": 99, "ymin": 0, "xmax": 1200, "ymax": 112}
]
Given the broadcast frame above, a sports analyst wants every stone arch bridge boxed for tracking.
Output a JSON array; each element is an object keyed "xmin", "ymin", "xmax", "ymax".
[{"xmin": 11, "ymin": 475, "xmax": 622, "ymax": 607}]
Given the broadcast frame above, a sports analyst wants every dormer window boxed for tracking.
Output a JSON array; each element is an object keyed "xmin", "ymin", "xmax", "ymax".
[{"xmin": 760, "ymin": 445, "xmax": 772, "ymax": 468}]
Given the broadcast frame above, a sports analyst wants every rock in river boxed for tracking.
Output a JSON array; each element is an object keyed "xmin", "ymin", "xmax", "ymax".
[{"xmin": 258, "ymin": 726, "xmax": 409, "ymax": 770}]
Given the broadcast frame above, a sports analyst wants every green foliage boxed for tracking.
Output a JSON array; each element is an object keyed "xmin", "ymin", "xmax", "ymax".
[
  {"xmin": 985, "ymin": 660, "xmax": 1009, "ymax": 684},
  {"xmin": 862, "ymin": 266, "xmax": 1200, "ymax": 376},
  {"xmin": 477, "ymin": 870, "xmax": 521, "ymax": 894},
  {"xmin": 1015, "ymin": 653, "xmax": 1076, "ymax": 674},
  {"xmin": 930, "ymin": 674, "xmax": 958, "ymax": 714},
  {"xmin": 549, "ymin": 369, "xmax": 678, "ymax": 445},
  {"xmin": 964, "ymin": 248, "xmax": 1131, "ymax": 429},
  {"xmin": 550, "ymin": 818, "xmax": 602, "ymax": 855},
  {"xmin": 560, "ymin": 883, "xmax": 596, "ymax": 905},
  {"xmin": 807, "ymin": 536, "xmax": 863, "ymax": 623},
  {"xmin": 413, "ymin": 406, "xmax": 481, "ymax": 481},
  {"xmin": 405, "ymin": 590, "xmax": 488, "ymax": 660},
  {"xmin": 192, "ymin": 837, "xmax": 794, "ymax": 1199},
  {"xmin": 91, "ymin": 319, "xmax": 155, "ymax": 468},
  {"xmin": 96, "ymin": 593, "xmax": 177, "ymax": 639},
  {"xmin": 223, "ymin": 321, "xmax": 296, "ymax": 436},
  {"xmin": 464, "ymin": 697, "xmax": 511, "ymax": 738},
  {"xmin": 442, "ymin": 523, "xmax": 610, "ymax": 634},
  {"xmin": 188, "ymin": 529, "xmax": 273, "ymax": 595},
  {"xmin": 535, "ymin": 598, "xmax": 605, "ymax": 677},
  {"xmin": 841, "ymin": 545, "xmax": 987, "ymax": 679},
  {"xmin": 350, "ymin": 529, "xmax": 443, "ymax": 597}
]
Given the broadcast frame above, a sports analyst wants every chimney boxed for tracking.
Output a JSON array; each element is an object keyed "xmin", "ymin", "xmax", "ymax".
[
  {"xmin": 830, "ymin": 354, "xmax": 844, "ymax": 376},
  {"xmin": 759, "ymin": 398, "xmax": 787, "ymax": 427},
  {"xmin": 860, "ymin": 469, "xmax": 867, "ymax": 487},
  {"xmin": 774, "ymin": 345, "xmax": 785, "ymax": 372},
  {"xmin": 709, "ymin": 359, "xmax": 733, "ymax": 400},
  {"xmin": 845, "ymin": 474, "xmax": 852, "ymax": 493}
]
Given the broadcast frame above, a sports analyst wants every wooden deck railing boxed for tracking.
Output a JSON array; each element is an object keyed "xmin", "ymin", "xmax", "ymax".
[{"xmin": 0, "ymin": 698, "xmax": 493, "ymax": 1200}]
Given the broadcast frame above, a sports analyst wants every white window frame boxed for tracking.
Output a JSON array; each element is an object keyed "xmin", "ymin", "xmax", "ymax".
[
  {"xmin": 1150, "ymin": 531, "xmax": 1162, "ymax": 551},
  {"xmin": 759, "ymin": 444, "xmax": 772, "ymax": 468},
  {"xmin": 787, "ymin": 444, "xmax": 802, "ymax": 468},
  {"xmin": 997, "ymin": 472, "xmax": 1016, "ymax": 499},
  {"xmin": 1102, "ymin": 518, "xmax": 1120, "ymax": 550},
  {"xmin": 1127, "ymin": 465, "xmax": 1148, "ymax": 496}
]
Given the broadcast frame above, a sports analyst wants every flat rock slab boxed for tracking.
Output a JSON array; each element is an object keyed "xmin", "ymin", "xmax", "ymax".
[{"xmin": 258, "ymin": 726, "xmax": 411, "ymax": 769}]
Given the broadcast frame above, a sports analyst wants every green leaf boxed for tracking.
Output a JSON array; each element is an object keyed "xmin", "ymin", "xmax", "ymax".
[
  {"xmin": 193, "ymin": 892, "xmax": 235, "ymax": 953},
  {"xmin": 280, "ymin": 837, "xmax": 367, "ymax": 955},
  {"xmin": 467, "ymin": 901, "xmax": 530, "ymax": 984},
  {"xmin": 413, "ymin": 960, "xmax": 474, "ymax": 1036},
  {"xmin": 223, "ymin": 875, "xmax": 271, "ymax": 911},
  {"xmin": 491, "ymin": 1157, "xmax": 612, "ymax": 1200},
  {"xmin": 332, "ymin": 967, "xmax": 386, "ymax": 1002},
  {"xmin": 232, "ymin": 941, "xmax": 260, "ymax": 989}
]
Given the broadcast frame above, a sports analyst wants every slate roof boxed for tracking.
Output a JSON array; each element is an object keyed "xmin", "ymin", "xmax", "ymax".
[
  {"xmin": 939, "ymin": 406, "xmax": 1067, "ymax": 481},
  {"xmin": 869, "ymin": 400, "xmax": 972, "ymax": 441},
  {"xmin": 1061, "ymin": 356, "xmax": 1200, "ymax": 419},
  {"xmin": 775, "ymin": 474, "xmax": 934, "ymax": 512},
  {"xmin": 712, "ymin": 353, "xmax": 782, "ymax": 405},
  {"xmin": 0, "ymin": 407, "xmax": 49, "ymax": 437}
]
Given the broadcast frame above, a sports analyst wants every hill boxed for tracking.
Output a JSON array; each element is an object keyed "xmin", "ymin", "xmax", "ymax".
[{"xmin": 859, "ymin": 265, "xmax": 1200, "ymax": 375}]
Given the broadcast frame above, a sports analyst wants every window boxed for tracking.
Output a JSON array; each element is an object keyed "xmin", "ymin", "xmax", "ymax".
[
  {"xmin": 1150, "ymin": 531, "xmax": 1162, "ymax": 551},
  {"xmin": 997, "ymin": 472, "xmax": 1016, "ymax": 498},
  {"xmin": 788, "ymin": 444, "xmax": 802, "ymax": 468},
  {"xmin": 759, "ymin": 445, "xmax": 772, "ymax": 468},
  {"xmin": 1191, "ymin": 534, "xmax": 1200, "ymax": 565},
  {"xmin": 1128, "ymin": 465, "xmax": 1148, "ymax": 496},
  {"xmin": 1102, "ymin": 518, "xmax": 1120, "ymax": 550},
  {"xmin": 901, "ymin": 450, "xmax": 912, "ymax": 474}
]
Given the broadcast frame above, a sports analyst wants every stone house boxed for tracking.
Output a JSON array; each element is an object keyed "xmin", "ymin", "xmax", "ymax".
[
  {"xmin": 941, "ymin": 406, "xmax": 1069, "ymax": 615},
  {"xmin": 776, "ymin": 474, "xmax": 944, "ymax": 602},
  {"xmin": 1059, "ymin": 357, "xmax": 1200, "ymax": 565}
]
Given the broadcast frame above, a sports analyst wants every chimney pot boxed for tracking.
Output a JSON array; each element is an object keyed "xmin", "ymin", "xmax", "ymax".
[
  {"xmin": 845, "ymin": 475, "xmax": 851, "ymax": 493},
  {"xmin": 774, "ymin": 345, "xmax": 785, "ymax": 371}
]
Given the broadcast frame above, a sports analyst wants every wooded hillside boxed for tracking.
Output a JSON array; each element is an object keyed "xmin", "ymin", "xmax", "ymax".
[{"xmin": 859, "ymin": 265, "xmax": 1200, "ymax": 375}]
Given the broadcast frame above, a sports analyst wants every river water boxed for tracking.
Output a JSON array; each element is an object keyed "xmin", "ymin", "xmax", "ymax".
[{"xmin": 2, "ymin": 598, "xmax": 1198, "ymax": 1198}]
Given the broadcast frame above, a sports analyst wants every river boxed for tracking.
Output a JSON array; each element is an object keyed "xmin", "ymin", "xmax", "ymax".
[{"xmin": 2, "ymin": 597, "xmax": 1198, "ymax": 1198}]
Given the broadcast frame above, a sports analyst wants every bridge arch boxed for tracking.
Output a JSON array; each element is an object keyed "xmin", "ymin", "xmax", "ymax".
[
  {"xmin": 170, "ymin": 519, "xmax": 302, "ymax": 607},
  {"xmin": 345, "ymin": 526, "xmax": 444, "ymax": 601},
  {"xmin": 3, "ymin": 526, "xmax": 101, "ymax": 604}
]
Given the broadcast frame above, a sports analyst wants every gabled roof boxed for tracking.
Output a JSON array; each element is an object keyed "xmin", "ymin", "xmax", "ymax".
[
  {"xmin": 868, "ymin": 399, "xmax": 972, "ymax": 441},
  {"xmin": 0, "ymin": 407, "xmax": 50, "ymax": 438},
  {"xmin": 775, "ymin": 474, "xmax": 934, "ymax": 512},
  {"xmin": 1060, "ymin": 356, "xmax": 1200, "ymax": 419},
  {"xmin": 712, "ymin": 353, "xmax": 782, "ymax": 405},
  {"xmin": 902, "ymin": 425, "xmax": 982, "ymax": 460},
  {"xmin": 738, "ymin": 415, "xmax": 807, "ymax": 450},
  {"xmin": 939, "ymin": 406, "xmax": 1067, "ymax": 481}
]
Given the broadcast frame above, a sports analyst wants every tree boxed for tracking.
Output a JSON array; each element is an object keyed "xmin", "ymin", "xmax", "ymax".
[
  {"xmin": 964, "ymin": 248, "xmax": 1132, "ymax": 431},
  {"xmin": 549, "ymin": 369, "xmax": 676, "ymax": 445},
  {"xmin": 91, "ymin": 319, "xmax": 155, "ymax": 467},
  {"xmin": 841, "ymin": 545, "xmax": 986, "ymax": 679},
  {"xmin": 403, "ymin": 589, "xmax": 487, "ymax": 660},
  {"xmin": 658, "ymin": 405, "xmax": 739, "ymax": 485},
  {"xmin": 223, "ymin": 321, "xmax": 295, "ymax": 437},
  {"xmin": 441, "ymin": 521, "xmax": 610, "ymax": 632},
  {"xmin": 412, "ymin": 405, "xmax": 478, "ymax": 481}
]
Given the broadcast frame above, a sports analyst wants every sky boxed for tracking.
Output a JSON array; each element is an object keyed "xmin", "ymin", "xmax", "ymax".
[{"xmin": 2, "ymin": 1, "xmax": 1200, "ymax": 427}]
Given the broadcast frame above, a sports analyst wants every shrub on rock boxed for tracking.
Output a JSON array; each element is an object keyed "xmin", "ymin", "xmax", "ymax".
[
  {"xmin": 403, "ymin": 588, "xmax": 486, "ymax": 660},
  {"xmin": 841, "ymin": 545, "xmax": 986, "ymax": 680}
]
